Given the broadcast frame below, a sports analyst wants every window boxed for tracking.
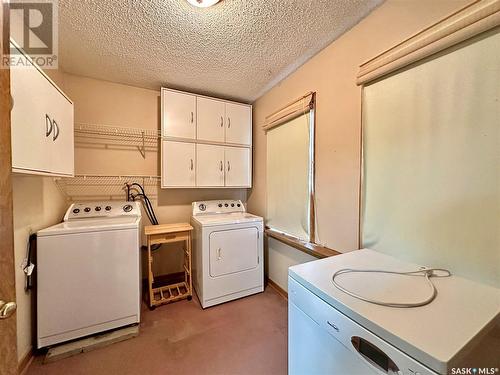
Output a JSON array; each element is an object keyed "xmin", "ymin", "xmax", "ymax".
[{"xmin": 264, "ymin": 92, "xmax": 315, "ymax": 242}]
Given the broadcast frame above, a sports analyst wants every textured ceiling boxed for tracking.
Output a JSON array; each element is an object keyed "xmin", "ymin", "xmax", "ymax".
[{"xmin": 59, "ymin": 0, "xmax": 382, "ymax": 102}]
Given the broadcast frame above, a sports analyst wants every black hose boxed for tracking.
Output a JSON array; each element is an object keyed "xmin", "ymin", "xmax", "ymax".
[{"xmin": 126, "ymin": 182, "xmax": 161, "ymax": 251}]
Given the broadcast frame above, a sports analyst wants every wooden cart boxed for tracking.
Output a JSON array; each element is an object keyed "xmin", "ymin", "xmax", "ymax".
[{"xmin": 145, "ymin": 223, "xmax": 193, "ymax": 308}]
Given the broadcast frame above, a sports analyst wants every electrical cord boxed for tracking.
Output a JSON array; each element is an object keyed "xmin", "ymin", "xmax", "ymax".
[{"xmin": 331, "ymin": 268, "xmax": 451, "ymax": 308}]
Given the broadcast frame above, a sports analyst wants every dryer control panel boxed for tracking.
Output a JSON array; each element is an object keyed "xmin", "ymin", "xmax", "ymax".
[
  {"xmin": 192, "ymin": 200, "xmax": 245, "ymax": 216},
  {"xmin": 64, "ymin": 201, "xmax": 141, "ymax": 221}
]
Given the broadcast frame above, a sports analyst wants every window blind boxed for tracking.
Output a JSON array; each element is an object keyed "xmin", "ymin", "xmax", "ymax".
[
  {"xmin": 266, "ymin": 113, "xmax": 311, "ymax": 240},
  {"xmin": 361, "ymin": 28, "xmax": 500, "ymax": 287}
]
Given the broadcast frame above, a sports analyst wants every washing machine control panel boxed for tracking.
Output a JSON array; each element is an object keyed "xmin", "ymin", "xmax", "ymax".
[
  {"xmin": 64, "ymin": 201, "xmax": 141, "ymax": 221},
  {"xmin": 192, "ymin": 200, "xmax": 245, "ymax": 215}
]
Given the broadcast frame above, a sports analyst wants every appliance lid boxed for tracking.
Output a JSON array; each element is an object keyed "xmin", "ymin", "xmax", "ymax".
[
  {"xmin": 288, "ymin": 249, "xmax": 500, "ymax": 374},
  {"xmin": 192, "ymin": 212, "xmax": 263, "ymax": 226},
  {"xmin": 37, "ymin": 217, "xmax": 141, "ymax": 236}
]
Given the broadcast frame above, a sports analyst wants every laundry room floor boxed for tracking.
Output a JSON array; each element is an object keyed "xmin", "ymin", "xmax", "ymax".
[{"xmin": 26, "ymin": 286, "xmax": 288, "ymax": 375}]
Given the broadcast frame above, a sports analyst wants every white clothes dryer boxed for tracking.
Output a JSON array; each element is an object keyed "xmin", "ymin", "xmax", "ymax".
[{"xmin": 191, "ymin": 200, "xmax": 264, "ymax": 308}]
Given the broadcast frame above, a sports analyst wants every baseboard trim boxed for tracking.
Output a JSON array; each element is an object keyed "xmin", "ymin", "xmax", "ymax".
[
  {"xmin": 266, "ymin": 278, "xmax": 288, "ymax": 300},
  {"xmin": 18, "ymin": 348, "xmax": 34, "ymax": 375}
]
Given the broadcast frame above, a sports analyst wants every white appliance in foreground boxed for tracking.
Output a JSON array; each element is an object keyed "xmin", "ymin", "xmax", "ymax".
[
  {"xmin": 289, "ymin": 249, "xmax": 500, "ymax": 375},
  {"xmin": 36, "ymin": 201, "xmax": 142, "ymax": 348},
  {"xmin": 191, "ymin": 200, "xmax": 263, "ymax": 308}
]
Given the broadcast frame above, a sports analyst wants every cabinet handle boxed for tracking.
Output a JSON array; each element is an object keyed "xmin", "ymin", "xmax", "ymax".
[
  {"xmin": 227, "ymin": 160, "xmax": 230, "ymax": 172},
  {"xmin": 220, "ymin": 116, "xmax": 223, "ymax": 127},
  {"xmin": 217, "ymin": 248, "xmax": 222, "ymax": 260},
  {"xmin": 220, "ymin": 160, "xmax": 223, "ymax": 171},
  {"xmin": 45, "ymin": 114, "xmax": 53, "ymax": 137},
  {"xmin": 228, "ymin": 117, "xmax": 231, "ymax": 128},
  {"xmin": 191, "ymin": 112, "xmax": 194, "ymax": 123},
  {"xmin": 190, "ymin": 159, "xmax": 193, "ymax": 171},
  {"xmin": 52, "ymin": 120, "xmax": 60, "ymax": 141}
]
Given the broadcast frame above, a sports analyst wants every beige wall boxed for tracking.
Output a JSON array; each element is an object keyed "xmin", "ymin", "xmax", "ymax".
[
  {"xmin": 249, "ymin": 0, "xmax": 469, "ymax": 291},
  {"xmin": 47, "ymin": 72, "xmax": 248, "ymax": 275},
  {"xmin": 13, "ymin": 175, "xmax": 67, "ymax": 361}
]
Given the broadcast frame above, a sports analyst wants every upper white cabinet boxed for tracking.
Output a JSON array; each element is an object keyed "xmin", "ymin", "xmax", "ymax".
[
  {"xmin": 10, "ymin": 41, "xmax": 74, "ymax": 177},
  {"xmin": 162, "ymin": 90, "xmax": 196, "ymax": 139},
  {"xmin": 161, "ymin": 141, "xmax": 195, "ymax": 188},
  {"xmin": 197, "ymin": 97, "xmax": 225, "ymax": 143},
  {"xmin": 161, "ymin": 88, "xmax": 252, "ymax": 188},
  {"xmin": 196, "ymin": 144, "xmax": 225, "ymax": 187},
  {"xmin": 225, "ymin": 103, "xmax": 252, "ymax": 146},
  {"xmin": 225, "ymin": 147, "xmax": 251, "ymax": 187}
]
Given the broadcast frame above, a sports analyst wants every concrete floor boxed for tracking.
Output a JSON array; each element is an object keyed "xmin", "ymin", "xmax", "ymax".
[{"xmin": 27, "ymin": 286, "xmax": 288, "ymax": 375}]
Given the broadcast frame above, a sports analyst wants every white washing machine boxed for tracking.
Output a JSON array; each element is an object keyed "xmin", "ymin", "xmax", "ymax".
[
  {"xmin": 36, "ymin": 201, "xmax": 142, "ymax": 348},
  {"xmin": 288, "ymin": 249, "xmax": 500, "ymax": 375},
  {"xmin": 191, "ymin": 200, "xmax": 264, "ymax": 308}
]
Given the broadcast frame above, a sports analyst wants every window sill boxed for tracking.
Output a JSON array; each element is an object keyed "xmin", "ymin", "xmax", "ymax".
[{"xmin": 264, "ymin": 228, "xmax": 341, "ymax": 259}]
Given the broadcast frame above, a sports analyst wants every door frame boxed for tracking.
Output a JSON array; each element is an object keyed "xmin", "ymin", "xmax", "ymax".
[{"xmin": 0, "ymin": 1, "xmax": 18, "ymax": 374}]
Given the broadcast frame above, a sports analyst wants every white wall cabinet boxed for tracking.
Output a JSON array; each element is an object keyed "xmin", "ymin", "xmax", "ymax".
[
  {"xmin": 196, "ymin": 144, "xmax": 225, "ymax": 187},
  {"xmin": 162, "ymin": 90, "xmax": 196, "ymax": 139},
  {"xmin": 161, "ymin": 88, "xmax": 252, "ymax": 188},
  {"xmin": 161, "ymin": 141, "xmax": 196, "ymax": 188},
  {"xmin": 10, "ymin": 41, "xmax": 74, "ymax": 177},
  {"xmin": 197, "ymin": 97, "xmax": 225, "ymax": 143},
  {"xmin": 225, "ymin": 147, "xmax": 251, "ymax": 187},
  {"xmin": 225, "ymin": 103, "xmax": 252, "ymax": 146}
]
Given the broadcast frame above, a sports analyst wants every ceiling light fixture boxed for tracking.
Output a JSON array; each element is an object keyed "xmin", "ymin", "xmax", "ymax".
[{"xmin": 186, "ymin": 0, "xmax": 220, "ymax": 8}]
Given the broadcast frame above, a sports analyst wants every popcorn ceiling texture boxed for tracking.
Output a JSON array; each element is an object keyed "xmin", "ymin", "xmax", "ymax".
[{"xmin": 59, "ymin": 0, "xmax": 382, "ymax": 102}]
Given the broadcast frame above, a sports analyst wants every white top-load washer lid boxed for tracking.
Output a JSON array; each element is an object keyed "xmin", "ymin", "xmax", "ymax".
[
  {"xmin": 37, "ymin": 217, "xmax": 141, "ymax": 236},
  {"xmin": 191, "ymin": 200, "xmax": 263, "ymax": 227},
  {"xmin": 289, "ymin": 249, "xmax": 500, "ymax": 374},
  {"xmin": 38, "ymin": 201, "xmax": 142, "ymax": 236}
]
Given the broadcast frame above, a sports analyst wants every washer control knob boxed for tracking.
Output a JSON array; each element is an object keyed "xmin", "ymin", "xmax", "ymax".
[
  {"xmin": 123, "ymin": 204, "xmax": 133, "ymax": 212},
  {"xmin": 218, "ymin": 203, "xmax": 223, "ymax": 208},
  {"xmin": 72, "ymin": 208, "xmax": 80, "ymax": 214},
  {"xmin": 224, "ymin": 203, "xmax": 229, "ymax": 207},
  {"xmin": 95, "ymin": 206, "xmax": 101, "ymax": 212},
  {"xmin": 199, "ymin": 203, "xmax": 206, "ymax": 211},
  {"xmin": 105, "ymin": 206, "xmax": 112, "ymax": 211},
  {"xmin": 84, "ymin": 207, "xmax": 91, "ymax": 213},
  {"xmin": 237, "ymin": 203, "xmax": 241, "ymax": 207},
  {"xmin": 231, "ymin": 203, "xmax": 235, "ymax": 207}
]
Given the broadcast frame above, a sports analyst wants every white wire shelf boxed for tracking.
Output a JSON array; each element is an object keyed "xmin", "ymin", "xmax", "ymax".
[
  {"xmin": 55, "ymin": 174, "xmax": 160, "ymax": 201},
  {"xmin": 74, "ymin": 122, "xmax": 160, "ymax": 158}
]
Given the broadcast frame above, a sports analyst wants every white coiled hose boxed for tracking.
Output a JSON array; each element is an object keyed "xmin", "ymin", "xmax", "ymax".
[{"xmin": 331, "ymin": 268, "xmax": 451, "ymax": 308}]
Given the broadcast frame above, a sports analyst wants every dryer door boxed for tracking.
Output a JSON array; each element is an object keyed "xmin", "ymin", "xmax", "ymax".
[{"xmin": 209, "ymin": 227, "xmax": 259, "ymax": 277}]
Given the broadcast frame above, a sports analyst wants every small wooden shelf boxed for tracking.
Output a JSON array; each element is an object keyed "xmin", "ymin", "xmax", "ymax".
[
  {"xmin": 145, "ymin": 223, "xmax": 194, "ymax": 308},
  {"xmin": 152, "ymin": 281, "xmax": 190, "ymax": 305}
]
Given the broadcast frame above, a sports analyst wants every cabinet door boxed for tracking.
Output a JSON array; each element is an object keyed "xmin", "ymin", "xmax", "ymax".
[
  {"xmin": 49, "ymin": 87, "xmax": 74, "ymax": 176},
  {"xmin": 197, "ymin": 97, "xmax": 225, "ymax": 142},
  {"xmin": 10, "ymin": 61, "xmax": 53, "ymax": 174},
  {"xmin": 225, "ymin": 147, "xmax": 251, "ymax": 187},
  {"xmin": 162, "ymin": 141, "xmax": 196, "ymax": 187},
  {"xmin": 162, "ymin": 90, "xmax": 196, "ymax": 139},
  {"xmin": 196, "ymin": 144, "xmax": 225, "ymax": 187},
  {"xmin": 225, "ymin": 103, "xmax": 252, "ymax": 145}
]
